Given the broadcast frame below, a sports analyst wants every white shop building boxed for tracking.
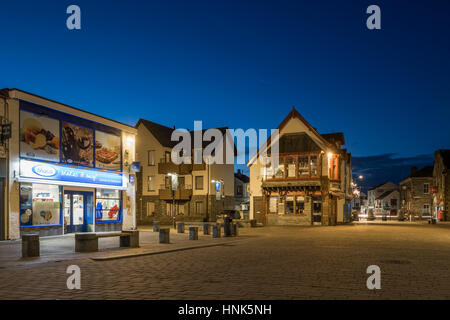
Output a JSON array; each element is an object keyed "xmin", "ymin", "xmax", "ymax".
[{"xmin": 0, "ymin": 89, "xmax": 137, "ymax": 240}]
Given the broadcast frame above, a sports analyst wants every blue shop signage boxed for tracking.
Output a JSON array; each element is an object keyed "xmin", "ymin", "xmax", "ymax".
[{"xmin": 20, "ymin": 160, "xmax": 123, "ymax": 186}]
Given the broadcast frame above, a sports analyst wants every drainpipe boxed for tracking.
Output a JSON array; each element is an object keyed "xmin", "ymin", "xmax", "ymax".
[{"xmin": 0, "ymin": 91, "xmax": 10, "ymax": 240}]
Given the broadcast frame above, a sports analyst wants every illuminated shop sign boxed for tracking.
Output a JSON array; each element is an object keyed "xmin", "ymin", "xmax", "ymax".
[{"xmin": 20, "ymin": 160, "xmax": 123, "ymax": 187}]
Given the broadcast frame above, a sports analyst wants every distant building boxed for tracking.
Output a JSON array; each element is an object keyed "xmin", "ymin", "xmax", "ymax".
[
  {"xmin": 399, "ymin": 166, "xmax": 433, "ymax": 220},
  {"xmin": 135, "ymin": 119, "xmax": 235, "ymax": 225},
  {"xmin": 248, "ymin": 107, "xmax": 353, "ymax": 226},
  {"xmin": 432, "ymin": 150, "xmax": 450, "ymax": 221},
  {"xmin": 367, "ymin": 182, "xmax": 400, "ymax": 218},
  {"xmin": 352, "ymin": 191, "xmax": 367, "ymax": 214},
  {"xmin": 234, "ymin": 169, "xmax": 250, "ymax": 219}
]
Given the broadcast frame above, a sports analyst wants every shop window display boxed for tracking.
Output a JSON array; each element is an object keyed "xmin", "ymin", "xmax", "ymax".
[
  {"xmin": 95, "ymin": 189, "xmax": 121, "ymax": 222},
  {"xmin": 20, "ymin": 183, "xmax": 61, "ymax": 226}
]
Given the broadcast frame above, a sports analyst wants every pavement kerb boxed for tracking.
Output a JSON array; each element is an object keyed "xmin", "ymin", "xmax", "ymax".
[{"xmin": 90, "ymin": 239, "xmax": 243, "ymax": 261}]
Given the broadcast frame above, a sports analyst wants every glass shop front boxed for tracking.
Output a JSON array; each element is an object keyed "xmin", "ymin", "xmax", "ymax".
[{"xmin": 18, "ymin": 100, "xmax": 126, "ymax": 236}]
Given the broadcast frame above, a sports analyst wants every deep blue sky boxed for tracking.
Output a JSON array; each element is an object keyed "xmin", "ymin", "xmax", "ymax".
[{"xmin": 1, "ymin": 0, "xmax": 449, "ymax": 189}]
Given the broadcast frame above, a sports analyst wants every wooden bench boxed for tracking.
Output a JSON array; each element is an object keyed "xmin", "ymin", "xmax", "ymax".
[{"xmin": 75, "ymin": 231, "xmax": 139, "ymax": 253}]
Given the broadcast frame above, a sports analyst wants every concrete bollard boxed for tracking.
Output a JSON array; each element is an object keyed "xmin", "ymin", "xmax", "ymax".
[
  {"xmin": 212, "ymin": 224, "xmax": 221, "ymax": 238},
  {"xmin": 177, "ymin": 222, "xmax": 185, "ymax": 233},
  {"xmin": 159, "ymin": 228, "xmax": 170, "ymax": 244},
  {"xmin": 203, "ymin": 223, "xmax": 210, "ymax": 235},
  {"xmin": 22, "ymin": 233, "xmax": 40, "ymax": 258},
  {"xmin": 153, "ymin": 221, "xmax": 160, "ymax": 232},
  {"xmin": 120, "ymin": 230, "xmax": 140, "ymax": 248},
  {"xmin": 232, "ymin": 223, "xmax": 239, "ymax": 236},
  {"xmin": 189, "ymin": 227, "xmax": 199, "ymax": 240}
]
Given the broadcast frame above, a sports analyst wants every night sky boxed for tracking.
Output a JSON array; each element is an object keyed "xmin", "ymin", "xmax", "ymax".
[{"xmin": 1, "ymin": 0, "xmax": 449, "ymax": 190}]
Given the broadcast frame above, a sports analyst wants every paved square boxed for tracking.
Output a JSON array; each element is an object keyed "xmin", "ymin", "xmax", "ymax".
[{"xmin": 1, "ymin": 223, "xmax": 450, "ymax": 299}]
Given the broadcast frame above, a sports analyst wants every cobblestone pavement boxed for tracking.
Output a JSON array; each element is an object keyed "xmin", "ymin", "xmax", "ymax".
[{"xmin": 1, "ymin": 223, "xmax": 450, "ymax": 300}]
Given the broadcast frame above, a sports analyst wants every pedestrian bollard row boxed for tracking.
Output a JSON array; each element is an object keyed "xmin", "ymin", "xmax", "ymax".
[
  {"xmin": 159, "ymin": 228, "xmax": 170, "ymax": 244},
  {"xmin": 189, "ymin": 227, "xmax": 198, "ymax": 240},
  {"xmin": 212, "ymin": 224, "xmax": 221, "ymax": 238},
  {"xmin": 22, "ymin": 233, "xmax": 40, "ymax": 258},
  {"xmin": 232, "ymin": 223, "xmax": 239, "ymax": 236}
]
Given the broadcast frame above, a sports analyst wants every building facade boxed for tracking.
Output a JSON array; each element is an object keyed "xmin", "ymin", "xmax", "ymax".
[
  {"xmin": 432, "ymin": 150, "xmax": 450, "ymax": 221},
  {"xmin": 399, "ymin": 166, "xmax": 433, "ymax": 220},
  {"xmin": 367, "ymin": 182, "xmax": 399, "ymax": 218},
  {"xmin": 0, "ymin": 89, "xmax": 137, "ymax": 240},
  {"xmin": 135, "ymin": 119, "xmax": 234, "ymax": 225},
  {"xmin": 248, "ymin": 107, "xmax": 353, "ymax": 226},
  {"xmin": 234, "ymin": 169, "xmax": 250, "ymax": 219}
]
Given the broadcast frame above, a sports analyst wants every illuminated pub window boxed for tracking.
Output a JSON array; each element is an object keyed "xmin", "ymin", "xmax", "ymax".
[
  {"xmin": 20, "ymin": 183, "xmax": 62, "ymax": 227},
  {"xmin": 95, "ymin": 189, "xmax": 121, "ymax": 222}
]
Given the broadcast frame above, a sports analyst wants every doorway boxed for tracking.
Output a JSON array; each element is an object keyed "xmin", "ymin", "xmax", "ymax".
[{"xmin": 64, "ymin": 190, "xmax": 94, "ymax": 233}]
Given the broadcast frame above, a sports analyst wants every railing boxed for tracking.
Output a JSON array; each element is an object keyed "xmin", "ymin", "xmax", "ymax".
[
  {"xmin": 158, "ymin": 184, "xmax": 193, "ymax": 200},
  {"xmin": 158, "ymin": 158, "xmax": 193, "ymax": 174}
]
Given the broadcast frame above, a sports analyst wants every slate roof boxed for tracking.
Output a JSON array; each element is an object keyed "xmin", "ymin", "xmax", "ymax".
[
  {"xmin": 235, "ymin": 172, "xmax": 250, "ymax": 183},
  {"xmin": 436, "ymin": 150, "xmax": 450, "ymax": 169},
  {"xmin": 137, "ymin": 118, "xmax": 233, "ymax": 151},
  {"xmin": 376, "ymin": 189, "xmax": 397, "ymax": 200},
  {"xmin": 321, "ymin": 132, "xmax": 345, "ymax": 146},
  {"xmin": 410, "ymin": 166, "xmax": 433, "ymax": 178}
]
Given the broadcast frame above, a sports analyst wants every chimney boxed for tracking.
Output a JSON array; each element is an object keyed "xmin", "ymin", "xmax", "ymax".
[
  {"xmin": 410, "ymin": 166, "xmax": 418, "ymax": 177},
  {"xmin": 237, "ymin": 169, "xmax": 241, "ymax": 174}
]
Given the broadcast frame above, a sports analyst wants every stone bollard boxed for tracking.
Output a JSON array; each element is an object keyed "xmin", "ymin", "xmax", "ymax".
[
  {"xmin": 177, "ymin": 222, "xmax": 185, "ymax": 233},
  {"xmin": 232, "ymin": 223, "xmax": 239, "ymax": 236},
  {"xmin": 153, "ymin": 221, "xmax": 160, "ymax": 232},
  {"xmin": 203, "ymin": 223, "xmax": 210, "ymax": 235},
  {"xmin": 159, "ymin": 228, "xmax": 170, "ymax": 244},
  {"xmin": 22, "ymin": 233, "xmax": 40, "ymax": 258},
  {"xmin": 121, "ymin": 230, "xmax": 140, "ymax": 248},
  {"xmin": 212, "ymin": 224, "xmax": 221, "ymax": 238},
  {"xmin": 189, "ymin": 227, "xmax": 199, "ymax": 240}
]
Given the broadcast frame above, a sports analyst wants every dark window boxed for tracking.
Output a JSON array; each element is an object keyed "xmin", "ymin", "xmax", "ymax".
[{"xmin": 195, "ymin": 176, "xmax": 204, "ymax": 190}]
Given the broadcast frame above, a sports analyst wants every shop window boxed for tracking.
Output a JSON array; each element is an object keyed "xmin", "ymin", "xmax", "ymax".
[
  {"xmin": 329, "ymin": 155, "xmax": 339, "ymax": 181},
  {"xmin": 20, "ymin": 183, "xmax": 61, "ymax": 227},
  {"xmin": 298, "ymin": 156, "xmax": 309, "ymax": 177},
  {"xmin": 286, "ymin": 196, "xmax": 294, "ymax": 214},
  {"xmin": 296, "ymin": 196, "xmax": 305, "ymax": 214},
  {"xmin": 269, "ymin": 196, "xmax": 278, "ymax": 214},
  {"xmin": 95, "ymin": 189, "xmax": 121, "ymax": 222},
  {"xmin": 310, "ymin": 156, "xmax": 318, "ymax": 177},
  {"xmin": 275, "ymin": 160, "xmax": 285, "ymax": 178},
  {"xmin": 286, "ymin": 158, "xmax": 296, "ymax": 177}
]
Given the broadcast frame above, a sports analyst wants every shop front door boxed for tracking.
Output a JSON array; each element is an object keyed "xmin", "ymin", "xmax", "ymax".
[{"xmin": 64, "ymin": 191, "xmax": 94, "ymax": 233}]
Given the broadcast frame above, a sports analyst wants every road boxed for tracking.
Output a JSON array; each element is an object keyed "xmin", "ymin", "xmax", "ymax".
[{"xmin": 1, "ymin": 223, "xmax": 450, "ymax": 299}]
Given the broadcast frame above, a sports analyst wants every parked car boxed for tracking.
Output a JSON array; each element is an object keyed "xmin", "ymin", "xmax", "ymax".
[{"xmin": 216, "ymin": 209, "xmax": 241, "ymax": 222}]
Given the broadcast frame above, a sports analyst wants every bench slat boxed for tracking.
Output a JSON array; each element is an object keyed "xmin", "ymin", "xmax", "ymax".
[{"xmin": 96, "ymin": 232, "xmax": 129, "ymax": 238}]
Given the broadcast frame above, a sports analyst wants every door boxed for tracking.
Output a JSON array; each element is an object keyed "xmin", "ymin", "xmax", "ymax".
[
  {"xmin": 313, "ymin": 199, "xmax": 322, "ymax": 224},
  {"xmin": 64, "ymin": 191, "xmax": 94, "ymax": 233}
]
